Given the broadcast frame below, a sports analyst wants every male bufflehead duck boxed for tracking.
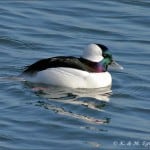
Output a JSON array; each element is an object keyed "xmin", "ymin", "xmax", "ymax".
[{"xmin": 22, "ymin": 43, "xmax": 123, "ymax": 88}]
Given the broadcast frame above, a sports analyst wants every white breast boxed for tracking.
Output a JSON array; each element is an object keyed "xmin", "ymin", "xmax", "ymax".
[{"xmin": 23, "ymin": 67, "xmax": 112, "ymax": 88}]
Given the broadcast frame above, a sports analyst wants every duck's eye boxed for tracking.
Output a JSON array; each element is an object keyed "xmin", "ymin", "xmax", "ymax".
[
  {"xmin": 103, "ymin": 53, "xmax": 112, "ymax": 59},
  {"xmin": 103, "ymin": 54, "xmax": 109, "ymax": 57}
]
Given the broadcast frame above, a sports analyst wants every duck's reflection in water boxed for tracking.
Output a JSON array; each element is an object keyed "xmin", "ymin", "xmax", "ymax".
[{"xmin": 27, "ymin": 83, "xmax": 112, "ymax": 125}]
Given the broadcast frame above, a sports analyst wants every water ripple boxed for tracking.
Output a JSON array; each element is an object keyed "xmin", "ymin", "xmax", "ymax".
[{"xmin": 0, "ymin": 0, "xmax": 150, "ymax": 149}]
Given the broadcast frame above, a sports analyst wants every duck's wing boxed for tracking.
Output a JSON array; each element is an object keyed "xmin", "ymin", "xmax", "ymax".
[{"xmin": 23, "ymin": 56, "xmax": 88, "ymax": 74}]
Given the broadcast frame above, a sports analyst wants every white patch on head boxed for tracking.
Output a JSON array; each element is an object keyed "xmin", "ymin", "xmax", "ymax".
[{"xmin": 82, "ymin": 44, "xmax": 104, "ymax": 62}]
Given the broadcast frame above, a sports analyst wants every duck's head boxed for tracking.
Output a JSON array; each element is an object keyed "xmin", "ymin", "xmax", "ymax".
[{"xmin": 82, "ymin": 43, "xmax": 123, "ymax": 70}]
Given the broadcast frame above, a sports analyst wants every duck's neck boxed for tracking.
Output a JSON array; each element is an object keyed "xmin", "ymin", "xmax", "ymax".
[{"xmin": 80, "ymin": 57, "xmax": 107, "ymax": 73}]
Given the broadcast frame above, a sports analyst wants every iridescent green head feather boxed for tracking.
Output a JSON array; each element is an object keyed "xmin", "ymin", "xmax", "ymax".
[{"xmin": 95, "ymin": 44, "xmax": 113, "ymax": 70}]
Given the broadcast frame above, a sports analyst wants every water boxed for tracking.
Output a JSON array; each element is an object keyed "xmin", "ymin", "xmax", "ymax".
[{"xmin": 0, "ymin": 0, "xmax": 150, "ymax": 149}]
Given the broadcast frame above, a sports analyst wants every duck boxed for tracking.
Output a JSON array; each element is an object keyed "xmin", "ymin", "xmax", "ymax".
[{"xmin": 22, "ymin": 43, "xmax": 123, "ymax": 88}]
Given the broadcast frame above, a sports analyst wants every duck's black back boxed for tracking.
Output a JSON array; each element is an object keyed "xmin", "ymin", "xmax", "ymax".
[{"xmin": 23, "ymin": 56, "xmax": 97, "ymax": 74}]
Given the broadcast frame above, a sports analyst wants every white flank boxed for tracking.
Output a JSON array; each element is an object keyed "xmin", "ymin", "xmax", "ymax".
[{"xmin": 23, "ymin": 67, "xmax": 112, "ymax": 89}]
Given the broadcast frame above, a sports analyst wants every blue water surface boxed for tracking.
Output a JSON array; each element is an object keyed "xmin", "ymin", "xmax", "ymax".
[{"xmin": 0, "ymin": 0, "xmax": 150, "ymax": 150}]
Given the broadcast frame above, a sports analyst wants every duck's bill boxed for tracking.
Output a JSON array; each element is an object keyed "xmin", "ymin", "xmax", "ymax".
[{"xmin": 109, "ymin": 60, "xmax": 124, "ymax": 70}]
